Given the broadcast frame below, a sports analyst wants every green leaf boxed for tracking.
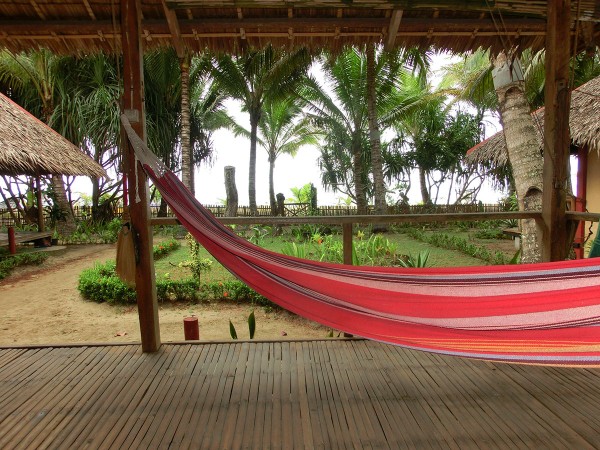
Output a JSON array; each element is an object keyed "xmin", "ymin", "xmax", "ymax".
[
  {"xmin": 509, "ymin": 249, "xmax": 521, "ymax": 265},
  {"xmin": 229, "ymin": 320, "xmax": 238, "ymax": 340},
  {"xmin": 248, "ymin": 311, "xmax": 256, "ymax": 339},
  {"xmin": 351, "ymin": 240, "xmax": 359, "ymax": 266}
]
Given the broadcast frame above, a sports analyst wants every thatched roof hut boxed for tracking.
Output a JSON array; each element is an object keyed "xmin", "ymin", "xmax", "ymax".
[
  {"xmin": 467, "ymin": 75, "xmax": 600, "ymax": 168},
  {"xmin": 0, "ymin": 93, "xmax": 107, "ymax": 178}
]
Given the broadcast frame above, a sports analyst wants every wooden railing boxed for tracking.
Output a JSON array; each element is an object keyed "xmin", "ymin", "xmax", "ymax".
[
  {"xmin": 151, "ymin": 211, "xmax": 569, "ymax": 264},
  {"xmin": 0, "ymin": 202, "xmax": 510, "ymax": 227}
]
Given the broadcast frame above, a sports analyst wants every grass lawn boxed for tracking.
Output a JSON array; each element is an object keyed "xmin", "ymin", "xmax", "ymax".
[{"xmin": 154, "ymin": 225, "xmax": 503, "ymax": 283}]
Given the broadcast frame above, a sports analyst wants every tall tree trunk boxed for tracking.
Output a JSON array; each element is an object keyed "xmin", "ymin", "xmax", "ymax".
[
  {"xmin": 51, "ymin": 174, "xmax": 76, "ymax": 235},
  {"xmin": 366, "ymin": 43, "xmax": 387, "ymax": 219},
  {"xmin": 224, "ymin": 165, "xmax": 238, "ymax": 217},
  {"xmin": 351, "ymin": 135, "xmax": 368, "ymax": 215},
  {"xmin": 268, "ymin": 151, "xmax": 277, "ymax": 215},
  {"xmin": 494, "ymin": 52, "xmax": 544, "ymax": 263},
  {"xmin": 180, "ymin": 55, "xmax": 193, "ymax": 195},
  {"xmin": 418, "ymin": 167, "xmax": 432, "ymax": 205},
  {"xmin": 249, "ymin": 112, "xmax": 259, "ymax": 216}
]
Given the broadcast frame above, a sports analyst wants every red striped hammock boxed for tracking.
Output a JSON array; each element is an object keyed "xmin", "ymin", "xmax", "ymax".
[{"xmin": 124, "ymin": 117, "xmax": 600, "ymax": 367}]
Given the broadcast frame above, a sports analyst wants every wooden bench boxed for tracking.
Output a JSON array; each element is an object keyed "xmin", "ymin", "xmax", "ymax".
[{"xmin": 0, "ymin": 230, "xmax": 53, "ymax": 252}]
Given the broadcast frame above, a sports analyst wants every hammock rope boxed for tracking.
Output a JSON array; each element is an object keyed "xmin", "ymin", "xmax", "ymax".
[{"xmin": 122, "ymin": 115, "xmax": 600, "ymax": 367}]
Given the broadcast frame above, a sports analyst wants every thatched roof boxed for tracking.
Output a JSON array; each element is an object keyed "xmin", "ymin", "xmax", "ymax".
[
  {"xmin": 0, "ymin": 93, "xmax": 107, "ymax": 177},
  {"xmin": 467, "ymin": 75, "xmax": 600, "ymax": 167},
  {"xmin": 0, "ymin": 1, "xmax": 599, "ymax": 56}
]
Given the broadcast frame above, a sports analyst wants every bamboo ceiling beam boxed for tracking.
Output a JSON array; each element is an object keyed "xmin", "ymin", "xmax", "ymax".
[
  {"xmin": 0, "ymin": 17, "xmax": 547, "ymax": 34},
  {"xmin": 0, "ymin": 30, "xmax": 547, "ymax": 43},
  {"xmin": 29, "ymin": 0, "xmax": 46, "ymax": 21},
  {"xmin": 162, "ymin": 0, "xmax": 185, "ymax": 58},
  {"xmin": 385, "ymin": 9, "xmax": 403, "ymax": 50},
  {"xmin": 82, "ymin": 0, "xmax": 97, "ymax": 21}
]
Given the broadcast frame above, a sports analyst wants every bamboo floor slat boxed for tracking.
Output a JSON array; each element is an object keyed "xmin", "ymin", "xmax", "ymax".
[{"xmin": 1, "ymin": 340, "xmax": 599, "ymax": 449}]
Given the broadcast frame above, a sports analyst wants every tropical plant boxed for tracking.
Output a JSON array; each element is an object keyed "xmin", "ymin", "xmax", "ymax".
[
  {"xmin": 257, "ymin": 97, "xmax": 318, "ymax": 214},
  {"xmin": 144, "ymin": 49, "xmax": 234, "ymax": 211},
  {"xmin": 211, "ymin": 45, "xmax": 312, "ymax": 215},
  {"xmin": 229, "ymin": 311, "xmax": 256, "ymax": 340},
  {"xmin": 396, "ymin": 250, "xmax": 431, "ymax": 268},
  {"xmin": 76, "ymin": 53, "xmax": 123, "ymax": 222},
  {"xmin": 442, "ymin": 47, "xmax": 600, "ymax": 262},
  {"xmin": 304, "ymin": 47, "xmax": 427, "ymax": 214},
  {"xmin": 177, "ymin": 233, "xmax": 212, "ymax": 280}
]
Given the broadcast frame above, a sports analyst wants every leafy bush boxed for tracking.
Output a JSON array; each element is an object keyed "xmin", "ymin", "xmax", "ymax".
[
  {"xmin": 78, "ymin": 261, "xmax": 136, "ymax": 304},
  {"xmin": 60, "ymin": 218, "xmax": 122, "ymax": 244},
  {"xmin": 396, "ymin": 250, "xmax": 430, "ymax": 268},
  {"xmin": 407, "ymin": 228, "xmax": 509, "ymax": 265},
  {"xmin": 281, "ymin": 232, "xmax": 397, "ymax": 266},
  {"xmin": 177, "ymin": 233, "xmax": 211, "ymax": 279},
  {"xmin": 198, "ymin": 280, "xmax": 272, "ymax": 306},
  {"xmin": 156, "ymin": 278, "xmax": 200, "ymax": 302},
  {"xmin": 153, "ymin": 238, "xmax": 181, "ymax": 259},
  {"xmin": 78, "ymin": 259, "xmax": 273, "ymax": 306},
  {"xmin": 474, "ymin": 228, "xmax": 508, "ymax": 240},
  {"xmin": 0, "ymin": 252, "xmax": 48, "ymax": 280}
]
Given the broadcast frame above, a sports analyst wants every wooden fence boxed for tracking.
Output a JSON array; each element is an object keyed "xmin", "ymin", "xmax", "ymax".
[{"xmin": 0, "ymin": 202, "xmax": 507, "ymax": 228}]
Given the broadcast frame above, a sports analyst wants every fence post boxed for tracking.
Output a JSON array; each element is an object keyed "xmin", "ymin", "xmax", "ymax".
[
  {"xmin": 342, "ymin": 223, "xmax": 353, "ymax": 265},
  {"xmin": 8, "ymin": 226, "xmax": 16, "ymax": 254}
]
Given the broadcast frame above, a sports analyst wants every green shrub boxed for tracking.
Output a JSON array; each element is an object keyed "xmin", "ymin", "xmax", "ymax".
[
  {"xmin": 78, "ymin": 261, "xmax": 136, "ymax": 304},
  {"xmin": 0, "ymin": 252, "xmax": 48, "ymax": 280},
  {"xmin": 407, "ymin": 227, "xmax": 510, "ymax": 265},
  {"xmin": 198, "ymin": 280, "xmax": 272, "ymax": 307},
  {"xmin": 78, "ymin": 258, "xmax": 272, "ymax": 306},
  {"xmin": 156, "ymin": 278, "xmax": 200, "ymax": 302},
  {"xmin": 474, "ymin": 228, "xmax": 507, "ymax": 240},
  {"xmin": 153, "ymin": 238, "xmax": 180, "ymax": 260}
]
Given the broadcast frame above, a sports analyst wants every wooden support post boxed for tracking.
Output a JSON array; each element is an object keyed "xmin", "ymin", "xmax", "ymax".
[
  {"xmin": 8, "ymin": 226, "xmax": 16, "ymax": 255},
  {"xmin": 542, "ymin": 0, "xmax": 571, "ymax": 261},
  {"xmin": 36, "ymin": 176, "xmax": 44, "ymax": 232},
  {"xmin": 342, "ymin": 222, "xmax": 353, "ymax": 337},
  {"xmin": 342, "ymin": 223, "xmax": 353, "ymax": 265},
  {"xmin": 574, "ymin": 146, "xmax": 588, "ymax": 258},
  {"xmin": 121, "ymin": 0, "xmax": 161, "ymax": 352}
]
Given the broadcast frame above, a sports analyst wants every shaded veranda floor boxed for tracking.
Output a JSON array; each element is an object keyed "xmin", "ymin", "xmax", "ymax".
[{"xmin": 1, "ymin": 339, "xmax": 599, "ymax": 449}]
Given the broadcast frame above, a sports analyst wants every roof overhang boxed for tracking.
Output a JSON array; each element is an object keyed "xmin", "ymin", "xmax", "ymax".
[{"xmin": 1, "ymin": 1, "xmax": 599, "ymax": 55}]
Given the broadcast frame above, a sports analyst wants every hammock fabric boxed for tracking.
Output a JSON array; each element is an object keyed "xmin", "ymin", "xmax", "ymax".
[{"xmin": 123, "ymin": 116, "xmax": 600, "ymax": 367}]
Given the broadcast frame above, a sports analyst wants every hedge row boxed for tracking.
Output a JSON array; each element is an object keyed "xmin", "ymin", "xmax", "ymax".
[
  {"xmin": 78, "ymin": 260, "xmax": 273, "ymax": 306},
  {"xmin": 0, "ymin": 252, "xmax": 49, "ymax": 281}
]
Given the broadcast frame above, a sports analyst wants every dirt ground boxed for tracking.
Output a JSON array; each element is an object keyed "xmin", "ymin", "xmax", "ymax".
[{"xmin": 0, "ymin": 244, "xmax": 328, "ymax": 346}]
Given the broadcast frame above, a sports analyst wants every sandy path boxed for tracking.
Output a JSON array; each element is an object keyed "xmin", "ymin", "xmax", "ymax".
[{"xmin": 0, "ymin": 244, "xmax": 327, "ymax": 346}]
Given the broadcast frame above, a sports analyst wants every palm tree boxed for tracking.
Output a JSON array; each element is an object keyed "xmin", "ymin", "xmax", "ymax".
[
  {"xmin": 257, "ymin": 97, "xmax": 318, "ymax": 214},
  {"xmin": 180, "ymin": 53, "xmax": 193, "ymax": 194},
  {"xmin": 211, "ymin": 45, "xmax": 311, "ymax": 215},
  {"xmin": 305, "ymin": 47, "xmax": 426, "ymax": 214},
  {"xmin": 366, "ymin": 43, "xmax": 387, "ymax": 218},
  {"xmin": 188, "ymin": 56, "xmax": 237, "ymax": 173},
  {"xmin": 365, "ymin": 45, "xmax": 429, "ymax": 217},
  {"xmin": 0, "ymin": 49, "xmax": 79, "ymax": 233},
  {"xmin": 444, "ymin": 47, "xmax": 600, "ymax": 262},
  {"xmin": 302, "ymin": 49, "xmax": 371, "ymax": 214},
  {"xmin": 75, "ymin": 53, "xmax": 122, "ymax": 222}
]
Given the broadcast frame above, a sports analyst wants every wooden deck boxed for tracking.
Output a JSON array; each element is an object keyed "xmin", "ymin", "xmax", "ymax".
[{"xmin": 1, "ymin": 340, "xmax": 599, "ymax": 449}]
